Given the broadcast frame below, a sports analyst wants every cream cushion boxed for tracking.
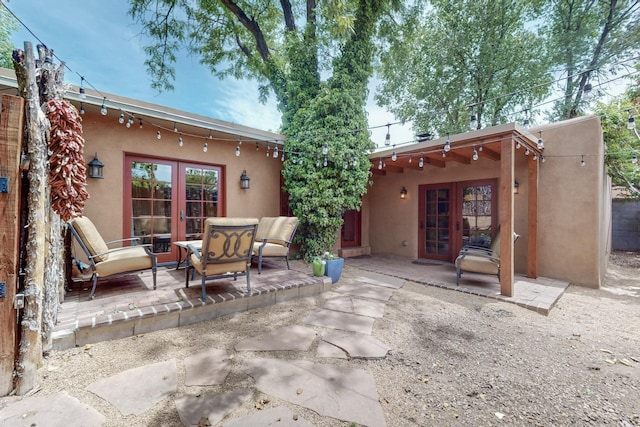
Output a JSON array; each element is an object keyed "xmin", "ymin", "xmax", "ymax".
[
  {"xmin": 252, "ymin": 217, "xmax": 298, "ymax": 255},
  {"xmin": 70, "ymin": 216, "xmax": 110, "ymax": 262},
  {"xmin": 96, "ymin": 246, "xmax": 153, "ymax": 277}
]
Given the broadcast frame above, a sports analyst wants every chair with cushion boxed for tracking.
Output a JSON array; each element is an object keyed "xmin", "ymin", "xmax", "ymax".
[
  {"xmin": 186, "ymin": 217, "xmax": 259, "ymax": 301},
  {"xmin": 253, "ymin": 216, "xmax": 299, "ymax": 274},
  {"xmin": 455, "ymin": 228, "xmax": 519, "ymax": 285},
  {"xmin": 68, "ymin": 216, "xmax": 157, "ymax": 300}
]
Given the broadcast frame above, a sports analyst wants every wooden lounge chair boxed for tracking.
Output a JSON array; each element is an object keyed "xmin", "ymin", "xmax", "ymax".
[
  {"xmin": 455, "ymin": 229, "xmax": 519, "ymax": 285},
  {"xmin": 186, "ymin": 217, "xmax": 259, "ymax": 301},
  {"xmin": 252, "ymin": 216, "xmax": 299, "ymax": 274},
  {"xmin": 68, "ymin": 216, "xmax": 157, "ymax": 300}
]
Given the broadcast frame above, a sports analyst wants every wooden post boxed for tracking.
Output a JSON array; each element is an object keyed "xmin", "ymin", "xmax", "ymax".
[
  {"xmin": 527, "ymin": 154, "xmax": 539, "ymax": 278},
  {"xmin": 499, "ymin": 135, "xmax": 515, "ymax": 297},
  {"xmin": 0, "ymin": 94, "xmax": 25, "ymax": 396},
  {"xmin": 14, "ymin": 42, "xmax": 48, "ymax": 395}
]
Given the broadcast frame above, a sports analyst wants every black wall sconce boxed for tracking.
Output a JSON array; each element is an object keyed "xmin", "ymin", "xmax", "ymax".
[
  {"xmin": 400, "ymin": 186, "xmax": 408, "ymax": 199},
  {"xmin": 87, "ymin": 154, "xmax": 104, "ymax": 179},
  {"xmin": 514, "ymin": 180, "xmax": 519, "ymax": 194},
  {"xmin": 240, "ymin": 170, "xmax": 250, "ymax": 189}
]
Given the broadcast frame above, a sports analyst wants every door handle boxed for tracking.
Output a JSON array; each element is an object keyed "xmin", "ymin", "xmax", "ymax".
[{"xmin": 180, "ymin": 210, "xmax": 184, "ymax": 222}]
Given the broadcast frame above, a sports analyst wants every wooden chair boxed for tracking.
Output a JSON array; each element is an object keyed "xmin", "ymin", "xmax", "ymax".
[
  {"xmin": 252, "ymin": 216, "xmax": 299, "ymax": 273},
  {"xmin": 186, "ymin": 217, "xmax": 259, "ymax": 301},
  {"xmin": 68, "ymin": 216, "xmax": 157, "ymax": 300}
]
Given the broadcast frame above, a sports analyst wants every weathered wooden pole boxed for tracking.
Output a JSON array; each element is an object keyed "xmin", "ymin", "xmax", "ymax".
[
  {"xmin": 13, "ymin": 41, "xmax": 49, "ymax": 395},
  {"xmin": 0, "ymin": 94, "xmax": 25, "ymax": 397}
]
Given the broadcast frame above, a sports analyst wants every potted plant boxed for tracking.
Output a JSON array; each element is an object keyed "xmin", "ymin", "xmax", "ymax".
[{"xmin": 320, "ymin": 251, "xmax": 344, "ymax": 284}]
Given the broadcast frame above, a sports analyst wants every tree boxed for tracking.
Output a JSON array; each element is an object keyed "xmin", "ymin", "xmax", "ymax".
[
  {"xmin": 129, "ymin": 0, "xmax": 396, "ymax": 258},
  {"xmin": 544, "ymin": 0, "xmax": 640, "ymax": 120},
  {"xmin": 595, "ymin": 68, "xmax": 640, "ymax": 196},
  {"xmin": 375, "ymin": 0, "xmax": 551, "ymax": 136},
  {"xmin": 0, "ymin": 5, "xmax": 18, "ymax": 68}
]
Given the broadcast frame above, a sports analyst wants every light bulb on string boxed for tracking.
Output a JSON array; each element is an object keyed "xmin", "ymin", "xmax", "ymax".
[
  {"xmin": 79, "ymin": 102, "xmax": 85, "ymax": 115},
  {"xmin": 533, "ymin": 153, "xmax": 538, "ymax": 161},
  {"xmin": 583, "ymin": 83, "xmax": 593, "ymax": 101},
  {"xmin": 139, "ymin": 119, "xmax": 143, "ymax": 128},
  {"xmin": 79, "ymin": 77, "xmax": 86, "ymax": 100},
  {"xmin": 628, "ymin": 114, "xmax": 636, "ymax": 130},
  {"xmin": 352, "ymin": 157, "xmax": 358, "ymax": 167},
  {"xmin": 391, "ymin": 150, "xmax": 397, "ymax": 161},
  {"xmin": 419, "ymin": 156, "xmax": 424, "ymax": 168},
  {"xmin": 322, "ymin": 142, "xmax": 329, "ymax": 155},
  {"xmin": 100, "ymin": 97, "xmax": 108, "ymax": 115},
  {"xmin": 632, "ymin": 155, "xmax": 638, "ymax": 165},
  {"xmin": 378, "ymin": 159, "xmax": 383, "ymax": 170},
  {"xmin": 273, "ymin": 146, "xmax": 279, "ymax": 158},
  {"xmin": 323, "ymin": 156, "xmax": 328, "ymax": 167},
  {"xmin": 472, "ymin": 146, "xmax": 479, "ymax": 161},
  {"xmin": 515, "ymin": 140, "xmax": 521, "ymax": 149},
  {"xmin": 470, "ymin": 114, "xmax": 477, "ymax": 130},
  {"xmin": 156, "ymin": 130, "xmax": 162, "ymax": 140},
  {"xmin": 266, "ymin": 146, "xmax": 270, "ymax": 157},
  {"xmin": 119, "ymin": 112, "xmax": 125, "ymax": 124},
  {"xmin": 580, "ymin": 155, "xmax": 586, "ymax": 167},
  {"xmin": 203, "ymin": 142, "xmax": 208, "ymax": 152},
  {"xmin": 525, "ymin": 148, "xmax": 530, "ymax": 156},
  {"xmin": 384, "ymin": 124, "xmax": 391, "ymax": 146},
  {"xmin": 281, "ymin": 153, "xmax": 285, "ymax": 161},
  {"xmin": 444, "ymin": 133, "xmax": 451, "ymax": 152},
  {"xmin": 409, "ymin": 155, "xmax": 413, "ymax": 164},
  {"xmin": 537, "ymin": 131, "xmax": 544, "ymax": 150},
  {"xmin": 442, "ymin": 150, "xmax": 446, "ymax": 158},
  {"xmin": 178, "ymin": 135, "xmax": 183, "ymax": 147},
  {"xmin": 235, "ymin": 145, "xmax": 241, "ymax": 157},
  {"xmin": 208, "ymin": 130, "xmax": 213, "ymax": 139},
  {"xmin": 541, "ymin": 155, "xmax": 546, "ymax": 163},
  {"xmin": 126, "ymin": 116, "xmax": 133, "ymax": 128},
  {"xmin": 173, "ymin": 123, "xmax": 178, "ymax": 132},
  {"xmin": 479, "ymin": 143, "xmax": 483, "ymax": 152}
]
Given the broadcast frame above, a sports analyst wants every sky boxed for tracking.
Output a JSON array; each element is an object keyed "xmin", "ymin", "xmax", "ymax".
[{"xmin": 6, "ymin": 0, "xmax": 415, "ymax": 148}]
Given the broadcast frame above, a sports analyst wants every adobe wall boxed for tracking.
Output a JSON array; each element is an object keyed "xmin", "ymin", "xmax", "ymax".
[{"xmin": 78, "ymin": 108, "xmax": 283, "ymax": 246}]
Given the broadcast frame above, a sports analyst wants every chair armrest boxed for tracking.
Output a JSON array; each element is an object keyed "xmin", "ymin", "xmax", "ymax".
[
  {"xmin": 186, "ymin": 244, "xmax": 202, "ymax": 260},
  {"xmin": 459, "ymin": 245, "xmax": 492, "ymax": 255},
  {"xmin": 92, "ymin": 244, "xmax": 152, "ymax": 260},
  {"xmin": 105, "ymin": 237, "xmax": 142, "ymax": 246},
  {"xmin": 257, "ymin": 237, "xmax": 290, "ymax": 248},
  {"xmin": 458, "ymin": 250, "xmax": 500, "ymax": 263}
]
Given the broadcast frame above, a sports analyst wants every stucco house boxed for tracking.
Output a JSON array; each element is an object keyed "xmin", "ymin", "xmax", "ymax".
[{"xmin": 0, "ymin": 67, "xmax": 611, "ymax": 294}]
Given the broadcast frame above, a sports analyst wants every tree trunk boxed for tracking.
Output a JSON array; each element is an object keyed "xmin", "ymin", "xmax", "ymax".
[{"xmin": 13, "ymin": 42, "xmax": 49, "ymax": 395}]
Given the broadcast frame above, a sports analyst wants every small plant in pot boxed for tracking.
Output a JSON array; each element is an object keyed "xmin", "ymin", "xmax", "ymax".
[{"xmin": 317, "ymin": 251, "xmax": 343, "ymax": 284}]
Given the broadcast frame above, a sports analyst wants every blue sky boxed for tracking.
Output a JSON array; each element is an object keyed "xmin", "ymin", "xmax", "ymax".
[{"xmin": 7, "ymin": 0, "xmax": 411, "ymax": 146}]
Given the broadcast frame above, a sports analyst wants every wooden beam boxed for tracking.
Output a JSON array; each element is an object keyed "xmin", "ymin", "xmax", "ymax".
[
  {"xmin": 480, "ymin": 146, "xmax": 500, "ymax": 161},
  {"xmin": 527, "ymin": 155, "xmax": 539, "ymax": 278},
  {"xmin": 446, "ymin": 151, "xmax": 471, "ymax": 164},
  {"xmin": 0, "ymin": 94, "xmax": 25, "ymax": 396},
  {"xmin": 425, "ymin": 157, "xmax": 446, "ymax": 168},
  {"xmin": 499, "ymin": 136, "xmax": 515, "ymax": 297},
  {"xmin": 383, "ymin": 164, "xmax": 404, "ymax": 174}
]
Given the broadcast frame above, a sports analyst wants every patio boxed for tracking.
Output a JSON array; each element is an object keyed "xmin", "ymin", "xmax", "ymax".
[{"xmin": 52, "ymin": 256, "xmax": 569, "ymax": 350}]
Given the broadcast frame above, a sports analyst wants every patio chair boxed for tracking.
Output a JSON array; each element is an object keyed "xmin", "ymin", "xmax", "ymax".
[
  {"xmin": 455, "ymin": 229, "xmax": 519, "ymax": 285},
  {"xmin": 186, "ymin": 217, "xmax": 259, "ymax": 301},
  {"xmin": 68, "ymin": 216, "xmax": 157, "ymax": 300},
  {"xmin": 252, "ymin": 216, "xmax": 299, "ymax": 274}
]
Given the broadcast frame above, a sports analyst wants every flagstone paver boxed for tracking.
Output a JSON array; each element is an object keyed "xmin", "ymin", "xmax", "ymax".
[
  {"xmin": 0, "ymin": 391, "xmax": 105, "ymax": 427},
  {"xmin": 303, "ymin": 309, "xmax": 375, "ymax": 334},
  {"xmin": 86, "ymin": 359, "xmax": 178, "ymax": 416},
  {"xmin": 321, "ymin": 331, "xmax": 390, "ymax": 359},
  {"xmin": 184, "ymin": 348, "xmax": 232, "ymax": 386},
  {"xmin": 234, "ymin": 325, "xmax": 317, "ymax": 351},
  {"xmin": 222, "ymin": 405, "xmax": 314, "ymax": 427},
  {"xmin": 324, "ymin": 295, "xmax": 386, "ymax": 318},
  {"xmin": 335, "ymin": 282, "xmax": 395, "ymax": 301},
  {"xmin": 317, "ymin": 340, "xmax": 349, "ymax": 358},
  {"xmin": 244, "ymin": 358, "xmax": 386, "ymax": 427},
  {"xmin": 356, "ymin": 273, "xmax": 406, "ymax": 289},
  {"xmin": 175, "ymin": 389, "xmax": 252, "ymax": 426}
]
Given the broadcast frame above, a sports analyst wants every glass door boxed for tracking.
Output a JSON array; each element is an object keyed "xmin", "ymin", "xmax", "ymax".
[
  {"xmin": 418, "ymin": 184, "xmax": 452, "ymax": 261},
  {"xmin": 180, "ymin": 163, "xmax": 223, "ymax": 241},
  {"xmin": 460, "ymin": 181, "xmax": 496, "ymax": 251}
]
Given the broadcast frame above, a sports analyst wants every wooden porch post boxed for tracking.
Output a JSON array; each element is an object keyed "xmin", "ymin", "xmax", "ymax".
[
  {"xmin": 0, "ymin": 94, "xmax": 25, "ymax": 396},
  {"xmin": 499, "ymin": 135, "xmax": 515, "ymax": 296},
  {"xmin": 527, "ymin": 154, "xmax": 539, "ymax": 278}
]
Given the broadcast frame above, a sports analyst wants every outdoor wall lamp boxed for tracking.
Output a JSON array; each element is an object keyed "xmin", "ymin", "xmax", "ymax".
[
  {"xmin": 240, "ymin": 170, "xmax": 250, "ymax": 189},
  {"xmin": 87, "ymin": 154, "xmax": 104, "ymax": 179},
  {"xmin": 514, "ymin": 180, "xmax": 519, "ymax": 194},
  {"xmin": 400, "ymin": 186, "xmax": 408, "ymax": 199}
]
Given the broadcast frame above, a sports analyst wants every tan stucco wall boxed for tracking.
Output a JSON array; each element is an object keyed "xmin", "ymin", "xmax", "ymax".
[
  {"xmin": 364, "ymin": 116, "xmax": 609, "ymax": 288},
  {"xmin": 79, "ymin": 109, "xmax": 283, "ymax": 246}
]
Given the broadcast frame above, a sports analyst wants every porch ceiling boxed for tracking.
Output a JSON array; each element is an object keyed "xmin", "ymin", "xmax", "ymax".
[{"xmin": 369, "ymin": 122, "xmax": 541, "ymax": 174}]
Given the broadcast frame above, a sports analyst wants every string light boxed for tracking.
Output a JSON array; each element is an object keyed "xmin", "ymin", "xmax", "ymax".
[
  {"xmin": 537, "ymin": 131, "xmax": 544, "ymax": 150},
  {"xmin": 178, "ymin": 134, "xmax": 183, "ymax": 147},
  {"xmin": 385, "ymin": 124, "xmax": 391, "ymax": 146},
  {"xmin": 126, "ymin": 116, "xmax": 134, "ymax": 128},
  {"xmin": 236, "ymin": 145, "xmax": 241, "ymax": 157},
  {"xmin": 472, "ymin": 146, "xmax": 479, "ymax": 161},
  {"xmin": 419, "ymin": 153, "xmax": 424, "ymax": 168},
  {"xmin": 580, "ymin": 155, "xmax": 586, "ymax": 166},
  {"xmin": 632, "ymin": 155, "xmax": 638, "ymax": 164},
  {"xmin": 173, "ymin": 123, "xmax": 178, "ymax": 132},
  {"xmin": 533, "ymin": 153, "xmax": 538, "ymax": 161},
  {"xmin": 628, "ymin": 114, "xmax": 636, "ymax": 130},
  {"xmin": 515, "ymin": 140, "xmax": 521, "ymax": 149},
  {"xmin": 378, "ymin": 159, "xmax": 383, "ymax": 170},
  {"xmin": 118, "ymin": 112, "xmax": 125, "ymax": 124},
  {"xmin": 273, "ymin": 146, "xmax": 279, "ymax": 158},
  {"xmin": 79, "ymin": 102, "xmax": 85, "ymax": 115},
  {"xmin": 323, "ymin": 156, "xmax": 328, "ymax": 167},
  {"xmin": 442, "ymin": 150, "xmax": 446, "ymax": 158},
  {"xmin": 391, "ymin": 150, "xmax": 397, "ymax": 161},
  {"xmin": 79, "ymin": 77, "xmax": 86, "ymax": 99},
  {"xmin": 444, "ymin": 133, "xmax": 451, "ymax": 152},
  {"xmin": 139, "ymin": 118, "xmax": 143, "ymax": 128},
  {"xmin": 478, "ymin": 143, "xmax": 483, "ymax": 152},
  {"xmin": 203, "ymin": 141, "xmax": 208, "ymax": 152},
  {"xmin": 323, "ymin": 142, "xmax": 329, "ymax": 155},
  {"xmin": 525, "ymin": 147, "xmax": 530, "ymax": 156},
  {"xmin": 100, "ymin": 97, "xmax": 108, "ymax": 115},
  {"xmin": 208, "ymin": 130, "xmax": 213, "ymax": 139},
  {"xmin": 156, "ymin": 130, "xmax": 161, "ymax": 140},
  {"xmin": 583, "ymin": 83, "xmax": 593, "ymax": 101},
  {"xmin": 469, "ymin": 113, "xmax": 477, "ymax": 131}
]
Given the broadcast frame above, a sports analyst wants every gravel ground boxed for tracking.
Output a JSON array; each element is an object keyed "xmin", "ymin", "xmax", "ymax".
[{"xmin": 2, "ymin": 251, "xmax": 639, "ymax": 426}]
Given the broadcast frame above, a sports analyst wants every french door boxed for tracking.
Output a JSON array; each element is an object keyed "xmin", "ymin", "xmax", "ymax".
[
  {"xmin": 341, "ymin": 209, "xmax": 362, "ymax": 247},
  {"xmin": 418, "ymin": 179, "xmax": 497, "ymax": 262},
  {"xmin": 124, "ymin": 155, "xmax": 224, "ymax": 264}
]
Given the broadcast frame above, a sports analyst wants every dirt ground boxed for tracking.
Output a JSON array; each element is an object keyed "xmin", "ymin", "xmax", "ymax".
[{"xmin": 2, "ymin": 251, "xmax": 639, "ymax": 426}]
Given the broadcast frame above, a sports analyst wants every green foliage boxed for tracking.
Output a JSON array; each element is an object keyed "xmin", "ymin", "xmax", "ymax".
[
  {"xmin": 0, "ymin": 7, "xmax": 18, "ymax": 68},
  {"xmin": 375, "ymin": 0, "xmax": 551, "ymax": 135}
]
